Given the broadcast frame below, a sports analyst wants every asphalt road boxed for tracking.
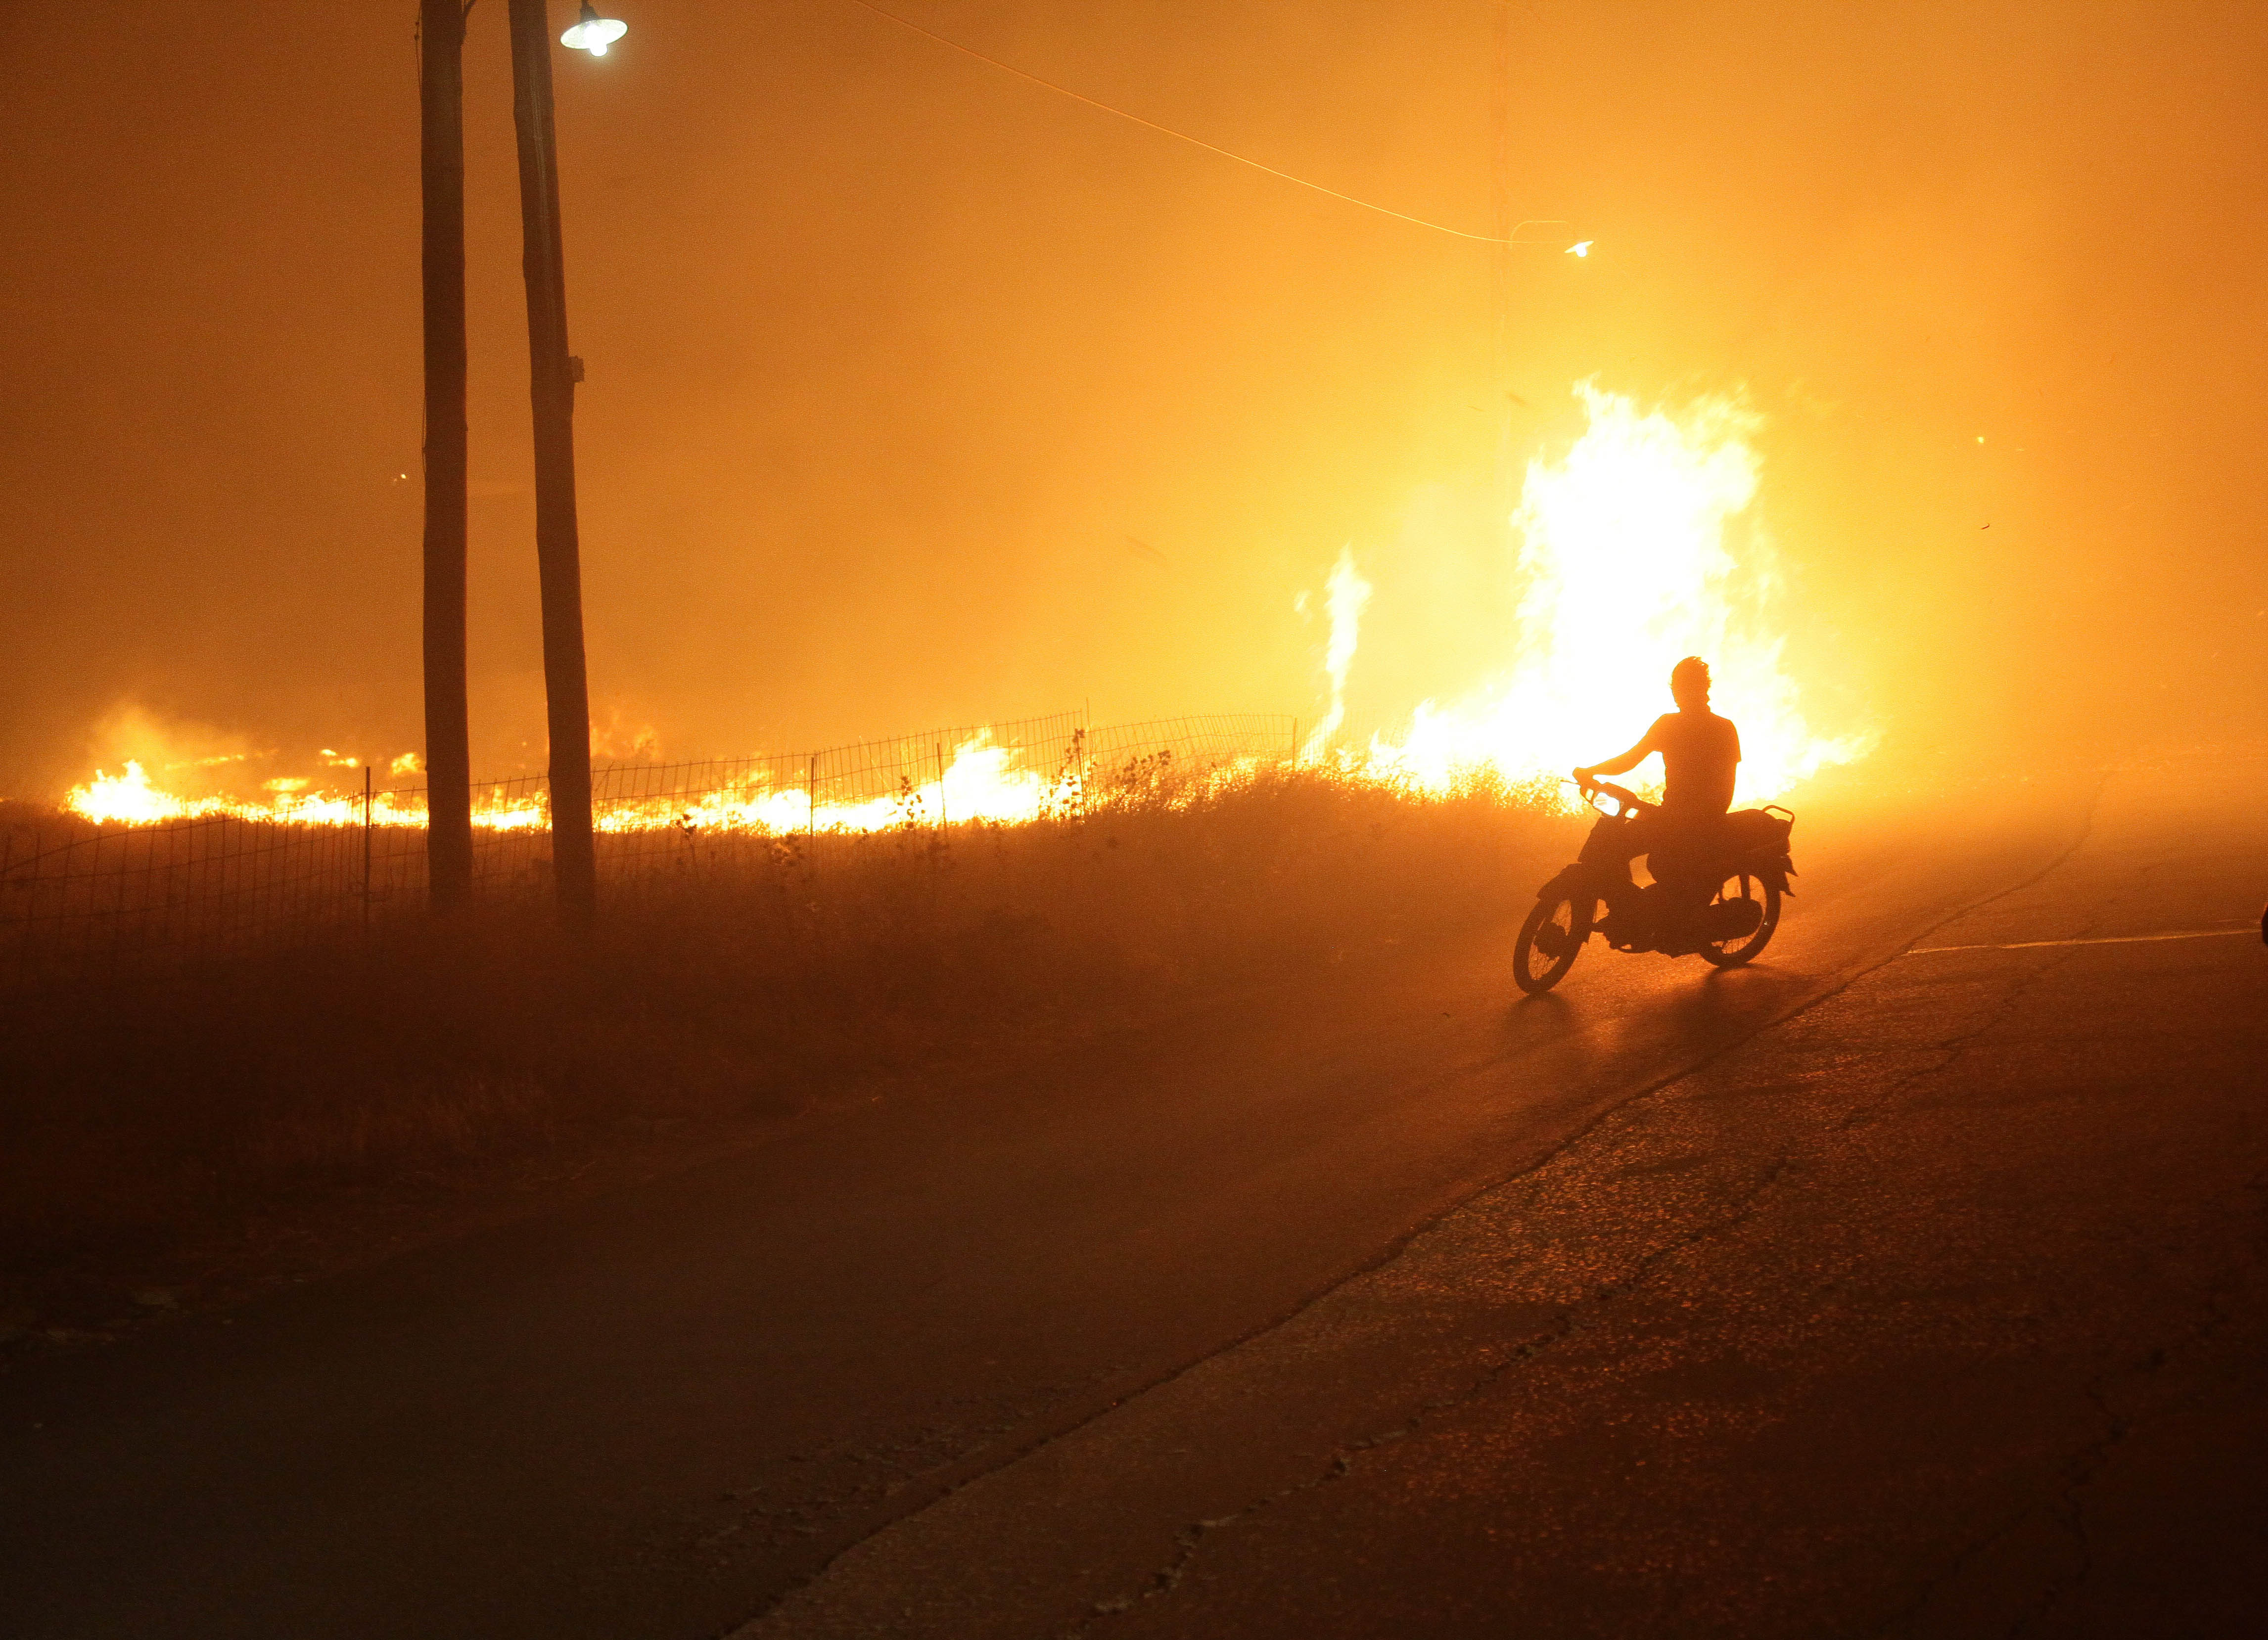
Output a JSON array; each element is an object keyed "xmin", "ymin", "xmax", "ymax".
[
  {"xmin": 7, "ymin": 760, "xmax": 2256, "ymax": 1638},
  {"xmin": 745, "ymin": 759, "xmax": 2268, "ymax": 1639}
]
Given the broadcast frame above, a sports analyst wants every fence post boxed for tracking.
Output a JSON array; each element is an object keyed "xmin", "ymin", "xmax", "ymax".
[
  {"xmin": 1290, "ymin": 718, "xmax": 1299, "ymax": 768},
  {"xmin": 936, "ymin": 741, "xmax": 946, "ymax": 834},
  {"xmin": 806, "ymin": 753, "xmax": 817, "ymax": 847},
  {"xmin": 362, "ymin": 763, "xmax": 373, "ymax": 940}
]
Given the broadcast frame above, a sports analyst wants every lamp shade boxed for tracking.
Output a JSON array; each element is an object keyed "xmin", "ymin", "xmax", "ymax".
[{"xmin": 560, "ymin": 3, "xmax": 628, "ymax": 54}]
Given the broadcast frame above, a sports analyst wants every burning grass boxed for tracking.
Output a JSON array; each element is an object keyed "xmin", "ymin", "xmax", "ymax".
[{"xmin": 0, "ymin": 764, "xmax": 1574, "ymax": 1324}]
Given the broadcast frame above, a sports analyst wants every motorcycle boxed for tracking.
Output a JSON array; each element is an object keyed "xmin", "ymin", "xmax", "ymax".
[{"xmin": 1512, "ymin": 777, "xmax": 1797, "ymax": 995}]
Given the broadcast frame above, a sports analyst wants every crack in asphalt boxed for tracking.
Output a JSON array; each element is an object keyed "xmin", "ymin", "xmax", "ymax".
[
  {"xmin": 1839, "ymin": 888, "xmax": 2109, "ymax": 1142},
  {"xmin": 1990, "ymin": 1277, "xmax": 2251, "ymax": 1638}
]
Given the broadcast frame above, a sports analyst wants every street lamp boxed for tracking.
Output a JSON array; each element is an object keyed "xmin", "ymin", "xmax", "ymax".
[{"xmin": 560, "ymin": 4, "xmax": 628, "ymax": 56}]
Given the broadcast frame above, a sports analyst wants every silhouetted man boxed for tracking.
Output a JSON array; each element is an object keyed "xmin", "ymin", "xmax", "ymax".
[{"xmin": 1574, "ymin": 655, "xmax": 1741, "ymax": 914}]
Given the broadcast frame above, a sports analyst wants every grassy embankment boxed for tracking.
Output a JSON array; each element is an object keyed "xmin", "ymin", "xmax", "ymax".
[{"xmin": 0, "ymin": 766, "xmax": 1574, "ymax": 1323}]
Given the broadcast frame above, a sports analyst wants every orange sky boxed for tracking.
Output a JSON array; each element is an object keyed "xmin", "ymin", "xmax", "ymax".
[{"xmin": 4, "ymin": 1, "xmax": 2265, "ymax": 795}]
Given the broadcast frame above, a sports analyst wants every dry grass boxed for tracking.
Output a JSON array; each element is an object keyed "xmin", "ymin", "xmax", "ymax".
[{"xmin": 0, "ymin": 766, "xmax": 1574, "ymax": 1316}]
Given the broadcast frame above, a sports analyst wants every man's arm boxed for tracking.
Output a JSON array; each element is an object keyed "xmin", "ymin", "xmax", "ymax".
[{"xmin": 1575, "ymin": 723, "xmax": 1661, "ymax": 783}]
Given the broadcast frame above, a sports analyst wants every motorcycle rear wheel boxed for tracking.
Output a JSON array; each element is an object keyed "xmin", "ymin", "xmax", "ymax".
[
  {"xmin": 1514, "ymin": 893, "xmax": 1589, "ymax": 994},
  {"xmin": 1699, "ymin": 875, "xmax": 1780, "ymax": 968}
]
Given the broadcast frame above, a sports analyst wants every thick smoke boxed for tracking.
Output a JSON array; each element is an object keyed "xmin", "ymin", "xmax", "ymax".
[{"xmin": 3, "ymin": 0, "xmax": 2263, "ymax": 799}]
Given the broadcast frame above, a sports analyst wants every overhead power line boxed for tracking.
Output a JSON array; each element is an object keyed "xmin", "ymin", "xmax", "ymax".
[{"xmin": 837, "ymin": 0, "xmax": 1567, "ymax": 247}]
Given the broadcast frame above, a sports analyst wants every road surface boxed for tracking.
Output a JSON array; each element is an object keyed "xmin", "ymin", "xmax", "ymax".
[{"xmin": 4, "ymin": 760, "xmax": 2261, "ymax": 1637}]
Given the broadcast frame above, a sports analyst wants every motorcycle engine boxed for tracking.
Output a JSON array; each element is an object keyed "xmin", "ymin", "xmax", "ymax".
[{"xmin": 1707, "ymin": 896, "xmax": 1765, "ymax": 940}]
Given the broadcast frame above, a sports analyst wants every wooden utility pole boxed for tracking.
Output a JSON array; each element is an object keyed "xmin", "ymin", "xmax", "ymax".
[
  {"xmin": 507, "ymin": 0, "xmax": 598, "ymax": 919},
  {"xmin": 419, "ymin": 0, "xmax": 474, "ymax": 910}
]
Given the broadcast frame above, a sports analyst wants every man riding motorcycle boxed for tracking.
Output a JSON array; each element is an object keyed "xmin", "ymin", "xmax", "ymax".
[
  {"xmin": 1572, "ymin": 655, "xmax": 1740, "ymax": 939},
  {"xmin": 1512, "ymin": 653, "xmax": 1791, "ymax": 991}
]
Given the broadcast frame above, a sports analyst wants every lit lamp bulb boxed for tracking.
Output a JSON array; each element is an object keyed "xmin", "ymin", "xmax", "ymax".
[
  {"xmin": 560, "ymin": 2, "xmax": 628, "ymax": 55},
  {"xmin": 1566, "ymin": 240, "xmax": 1593, "ymax": 258}
]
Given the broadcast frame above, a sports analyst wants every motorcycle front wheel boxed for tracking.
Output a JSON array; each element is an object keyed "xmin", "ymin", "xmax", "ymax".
[
  {"xmin": 1514, "ymin": 893, "xmax": 1589, "ymax": 994},
  {"xmin": 1699, "ymin": 875, "xmax": 1781, "ymax": 968}
]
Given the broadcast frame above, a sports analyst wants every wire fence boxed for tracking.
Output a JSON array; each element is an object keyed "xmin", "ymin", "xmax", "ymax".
[{"xmin": 0, "ymin": 710, "xmax": 1309, "ymax": 993}]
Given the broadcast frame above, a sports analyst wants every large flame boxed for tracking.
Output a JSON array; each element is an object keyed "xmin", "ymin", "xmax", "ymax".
[{"xmin": 1345, "ymin": 382, "xmax": 1866, "ymax": 805}]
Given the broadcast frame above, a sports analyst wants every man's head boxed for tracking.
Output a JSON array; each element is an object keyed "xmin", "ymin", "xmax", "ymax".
[{"xmin": 1670, "ymin": 655, "xmax": 1712, "ymax": 713}]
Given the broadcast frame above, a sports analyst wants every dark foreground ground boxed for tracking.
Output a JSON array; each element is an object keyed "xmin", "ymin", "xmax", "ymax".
[{"xmin": 4, "ymin": 756, "xmax": 2263, "ymax": 1637}]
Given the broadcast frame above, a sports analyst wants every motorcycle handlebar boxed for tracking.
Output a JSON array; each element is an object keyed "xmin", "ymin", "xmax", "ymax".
[{"xmin": 1572, "ymin": 774, "xmax": 1649, "ymax": 817}]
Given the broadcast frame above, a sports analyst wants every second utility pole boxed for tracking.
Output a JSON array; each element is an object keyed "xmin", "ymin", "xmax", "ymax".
[
  {"xmin": 507, "ymin": 0, "xmax": 598, "ymax": 919},
  {"xmin": 418, "ymin": 0, "xmax": 474, "ymax": 910}
]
